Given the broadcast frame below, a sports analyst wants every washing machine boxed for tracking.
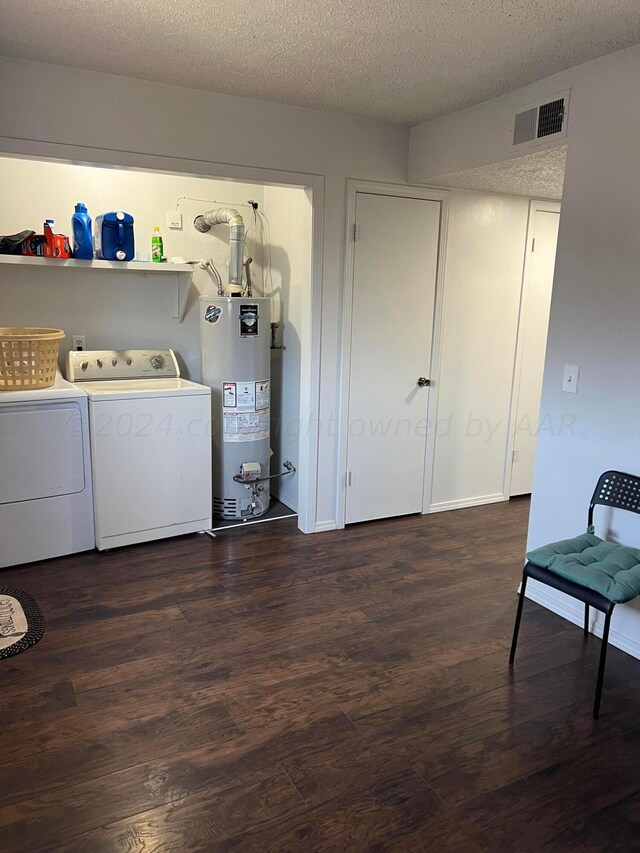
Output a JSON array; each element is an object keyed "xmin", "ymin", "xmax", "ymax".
[
  {"xmin": 0, "ymin": 371, "xmax": 95, "ymax": 568},
  {"xmin": 67, "ymin": 349, "xmax": 212, "ymax": 550}
]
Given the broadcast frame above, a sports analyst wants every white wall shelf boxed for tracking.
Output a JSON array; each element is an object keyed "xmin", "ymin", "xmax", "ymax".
[
  {"xmin": 0, "ymin": 254, "xmax": 194, "ymax": 321},
  {"xmin": 0, "ymin": 254, "xmax": 193, "ymax": 274}
]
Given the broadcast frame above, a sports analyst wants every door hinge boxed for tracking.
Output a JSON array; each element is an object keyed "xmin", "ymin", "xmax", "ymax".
[
  {"xmin": 353, "ymin": 223, "xmax": 360, "ymax": 242},
  {"xmin": 347, "ymin": 470, "xmax": 352, "ymax": 486},
  {"xmin": 512, "ymin": 449, "xmax": 518, "ymax": 463},
  {"xmin": 531, "ymin": 237, "xmax": 536, "ymax": 252}
]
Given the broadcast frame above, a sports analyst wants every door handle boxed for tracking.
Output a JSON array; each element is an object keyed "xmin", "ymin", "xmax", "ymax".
[{"xmin": 417, "ymin": 377, "xmax": 431, "ymax": 387}]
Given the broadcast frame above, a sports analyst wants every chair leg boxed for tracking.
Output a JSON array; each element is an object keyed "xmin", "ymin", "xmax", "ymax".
[
  {"xmin": 509, "ymin": 573, "xmax": 528, "ymax": 665},
  {"xmin": 593, "ymin": 609, "xmax": 613, "ymax": 720},
  {"xmin": 584, "ymin": 603, "xmax": 589, "ymax": 638}
]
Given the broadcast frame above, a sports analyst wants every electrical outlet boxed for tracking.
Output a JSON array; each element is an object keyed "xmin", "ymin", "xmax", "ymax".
[
  {"xmin": 72, "ymin": 334, "xmax": 86, "ymax": 352},
  {"xmin": 166, "ymin": 211, "xmax": 183, "ymax": 230}
]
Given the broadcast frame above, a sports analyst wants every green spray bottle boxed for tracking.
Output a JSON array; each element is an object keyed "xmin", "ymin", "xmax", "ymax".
[{"xmin": 151, "ymin": 226, "xmax": 163, "ymax": 263}]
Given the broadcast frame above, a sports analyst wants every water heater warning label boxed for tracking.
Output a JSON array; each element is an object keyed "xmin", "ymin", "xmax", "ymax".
[
  {"xmin": 223, "ymin": 382, "xmax": 237, "ymax": 407},
  {"xmin": 236, "ymin": 382, "xmax": 256, "ymax": 410},
  {"xmin": 255, "ymin": 381, "xmax": 269, "ymax": 409},
  {"xmin": 223, "ymin": 379, "xmax": 269, "ymax": 442}
]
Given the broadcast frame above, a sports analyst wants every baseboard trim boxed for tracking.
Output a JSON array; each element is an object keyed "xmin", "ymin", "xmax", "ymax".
[
  {"xmin": 525, "ymin": 583, "xmax": 640, "ymax": 661},
  {"xmin": 314, "ymin": 520, "xmax": 338, "ymax": 533},
  {"xmin": 427, "ymin": 493, "xmax": 507, "ymax": 514}
]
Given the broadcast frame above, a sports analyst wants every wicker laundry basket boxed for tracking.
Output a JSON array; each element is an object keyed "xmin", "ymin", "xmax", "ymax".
[{"xmin": 0, "ymin": 328, "xmax": 65, "ymax": 391}]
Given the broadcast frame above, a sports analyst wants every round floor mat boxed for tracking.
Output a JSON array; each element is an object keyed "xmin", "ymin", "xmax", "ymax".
[{"xmin": 0, "ymin": 589, "xmax": 45, "ymax": 660}]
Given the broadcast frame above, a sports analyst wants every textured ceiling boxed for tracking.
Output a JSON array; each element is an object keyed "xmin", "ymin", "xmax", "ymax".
[
  {"xmin": 435, "ymin": 147, "xmax": 567, "ymax": 200},
  {"xmin": 1, "ymin": 1, "xmax": 640, "ymax": 124}
]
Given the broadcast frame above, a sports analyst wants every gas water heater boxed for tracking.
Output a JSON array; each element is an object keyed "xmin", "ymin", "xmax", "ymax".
[{"xmin": 200, "ymin": 295, "xmax": 271, "ymax": 519}]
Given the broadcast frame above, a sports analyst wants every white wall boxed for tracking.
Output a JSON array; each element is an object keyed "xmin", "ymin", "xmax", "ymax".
[
  {"xmin": 0, "ymin": 156, "xmax": 265, "ymax": 380},
  {"xmin": 410, "ymin": 42, "xmax": 640, "ymax": 656},
  {"xmin": 430, "ymin": 191, "xmax": 530, "ymax": 510},
  {"xmin": 262, "ymin": 185, "xmax": 313, "ymax": 511},
  {"xmin": 408, "ymin": 43, "xmax": 640, "ymax": 184},
  {"xmin": 524, "ymin": 44, "xmax": 640, "ymax": 657},
  {"xmin": 0, "ymin": 55, "xmax": 410, "ymax": 530}
]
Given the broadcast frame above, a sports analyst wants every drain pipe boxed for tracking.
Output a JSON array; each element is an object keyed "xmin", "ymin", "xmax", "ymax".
[{"xmin": 194, "ymin": 207, "xmax": 245, "ymax": 294}]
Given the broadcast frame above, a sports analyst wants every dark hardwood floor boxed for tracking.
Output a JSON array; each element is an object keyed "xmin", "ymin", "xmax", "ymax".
[{"xmin": 2, "ymin": 497, "xmax": 640, "ymax": 851}]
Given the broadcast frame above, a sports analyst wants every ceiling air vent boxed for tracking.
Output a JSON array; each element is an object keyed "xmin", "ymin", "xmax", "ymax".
[
  {"xmin": 512, "ymin": 90, "xmax": 569, "ymax": 148},
  {"xmin": 537, "ymin": 98, "xmax": 565, "ymax": 138},
  {"xmin": 513, "ymin": 108, "xmax": 537, "ymax": 145}
]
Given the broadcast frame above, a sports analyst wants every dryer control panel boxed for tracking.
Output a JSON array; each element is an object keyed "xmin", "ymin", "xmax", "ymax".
[{"xmin": 67, "ymin": 349, "xmax": 180, "ymax": 381}]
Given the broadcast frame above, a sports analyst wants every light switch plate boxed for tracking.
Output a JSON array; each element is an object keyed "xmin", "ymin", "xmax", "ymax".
[
  {"xmin": 562, "ymin": 364, "xmax": 580, "ymax": 393},
  {"xmin": 166, "ymin": 210, "xmax": 182, "ymax": 230}
]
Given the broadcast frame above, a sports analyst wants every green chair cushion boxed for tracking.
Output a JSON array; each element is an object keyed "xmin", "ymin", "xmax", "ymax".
[{"xmin": 526, "ymin": 533, "xmax": 640, "ymax": 604}]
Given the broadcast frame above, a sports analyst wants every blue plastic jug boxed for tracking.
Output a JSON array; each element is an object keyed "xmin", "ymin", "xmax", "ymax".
[
  {"xmin": 94, "ymin": 211, "xmax": 135, "ymax": 261},
  {"xmin": 72, "ymin": 203, "xmax": 93, "ymax": 260}
]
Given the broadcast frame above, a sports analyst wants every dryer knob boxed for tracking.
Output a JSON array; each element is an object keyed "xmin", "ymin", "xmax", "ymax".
[
  {"xmin": 96, "ymin": 359, "xmax": 103, "ymax": 368},
  {"xmin": 111, "ymin": 358, "xmax": 118, "ymax": 367},
  {"xmin": 150, "ymin": 354, "xmax": 166, "ymax": 370},
  {"xmin": 81, "ymin": 361, "xmax": 88, "ymax": 371}
]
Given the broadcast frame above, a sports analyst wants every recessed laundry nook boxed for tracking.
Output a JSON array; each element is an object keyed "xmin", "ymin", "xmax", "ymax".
[{"xmin": 0, "ymin": 155, "xmax": 312, "ymax": 564}]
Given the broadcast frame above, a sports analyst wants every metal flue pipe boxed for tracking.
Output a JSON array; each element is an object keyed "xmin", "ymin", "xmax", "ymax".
[{"xmin": 194, "ymin": 207, "xmax": 245, "ymax": 292}]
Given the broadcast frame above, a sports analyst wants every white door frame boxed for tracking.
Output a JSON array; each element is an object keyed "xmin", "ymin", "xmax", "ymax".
[
  {"xmin": 337, "ymin": 180, "xmax": 451, "ymax": 528},
  {"xmin": 0, "ymin": 136, "xmax": 324, "ymax": 534},
  {"xmin": 504, "ymin": 198, "xmax": 562, "ymax": 498}
]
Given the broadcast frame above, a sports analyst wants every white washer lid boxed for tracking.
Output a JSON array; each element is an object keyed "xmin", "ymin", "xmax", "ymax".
[
  {"xmin": 0, "ymin": 370, "xmax": 87, "ymax": 403},
  {"xmin": 76, "ymin": 377, "xmax": 211, "ymax": 401}
]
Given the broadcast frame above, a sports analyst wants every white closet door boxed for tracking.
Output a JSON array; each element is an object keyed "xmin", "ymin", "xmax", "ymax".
[
  {"xmin": 346, "ymin": 192, "xmax": 440, "ymax": 524},
  {"xmin": 511, "ymin": 207, "xmax": 560, "ymax": 496}
]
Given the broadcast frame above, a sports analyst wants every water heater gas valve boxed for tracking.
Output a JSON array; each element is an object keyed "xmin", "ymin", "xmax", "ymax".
[{"xmin": 240, "ymin": 461, "xmax": 262, "ymax": 482}]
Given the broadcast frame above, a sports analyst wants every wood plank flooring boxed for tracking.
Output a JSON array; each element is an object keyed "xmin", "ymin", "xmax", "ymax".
[{"xmin": 2, "ymin": 497, "xmax": 640, "ymax": 851}]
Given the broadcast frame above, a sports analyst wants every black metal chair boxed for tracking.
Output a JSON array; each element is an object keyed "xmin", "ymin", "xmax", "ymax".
[{"xmin": 510, "ymin": 470, "xmax": 640, "ymax": 719}]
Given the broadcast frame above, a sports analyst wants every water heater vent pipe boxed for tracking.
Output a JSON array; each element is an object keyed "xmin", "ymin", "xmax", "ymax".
[{"xmin": 194, "ymin": 207, "xmax": 245, "ymax": 293}]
